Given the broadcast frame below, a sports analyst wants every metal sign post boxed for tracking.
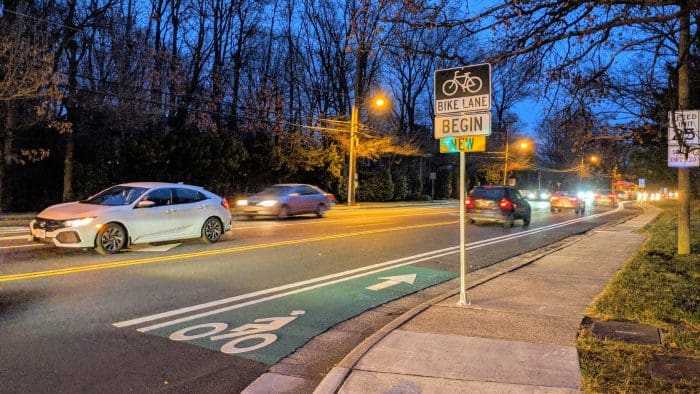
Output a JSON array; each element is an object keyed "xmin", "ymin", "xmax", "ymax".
[
  {"xmin": 434, "ymin": 63, "xmax": 492, "ymax": 308},
  {"xmin": 457, "ymin": 151, "xmax": 469, "ymax": 306}
]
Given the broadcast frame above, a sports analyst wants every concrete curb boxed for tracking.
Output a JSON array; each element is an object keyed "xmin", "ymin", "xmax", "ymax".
[{"xmin": 312, "ymin": 203, "xmax": 646, "ymax": 394}]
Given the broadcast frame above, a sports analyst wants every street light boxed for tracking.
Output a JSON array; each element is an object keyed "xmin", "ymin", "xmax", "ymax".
[
  {"xmin": 347, "ymin": 93, "xmax": 389, "ymax": 206},
  {"xmin": 579, "ymin": 154, "xmax": 599, "ymax": 185},
  {"xmin": 502, "ymin": 132, "xmax": 531, "ymax": 186}
]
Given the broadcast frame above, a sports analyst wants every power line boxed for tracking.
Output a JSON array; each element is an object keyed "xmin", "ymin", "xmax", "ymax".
[
  {"xmin": 58, "ymin": 84, "xmax": 392, "ymax": 141},
  {"xmin": 0, "ymin": 7, "xmax": 83, "ymax": 32}
]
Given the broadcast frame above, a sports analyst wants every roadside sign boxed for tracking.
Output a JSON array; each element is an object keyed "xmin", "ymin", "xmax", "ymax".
[
  {"xmin": 668, "ymin": 110, "xmax": 700, "ymax": 167},
  {"xmin": 639, "ymin": 178, "xmax": 645, "ymax": 187},
  {"xmin": 434, "ymin": 113, "xmax": 491, "ymax": 138},
  {"xmin": 433, "ymin": 63, "xmax": 492, "ymax": 308},
  {"xmin": 439, "ymin": 136, "xmax": 486, "ymax": 153},
  {"xmin": 434, "ymin": 64, "xmax": 491, "ymax": 114}
]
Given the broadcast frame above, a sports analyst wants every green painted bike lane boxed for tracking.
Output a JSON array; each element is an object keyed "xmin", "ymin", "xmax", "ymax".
[{"xmin": 145, "ymin": 266, "xmax": 456, "ymax": 365}]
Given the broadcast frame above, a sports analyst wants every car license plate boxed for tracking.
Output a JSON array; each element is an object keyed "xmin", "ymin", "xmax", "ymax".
[{"xmin": 34, "ymin": 229, "xmax": 46, "ymax": 239}]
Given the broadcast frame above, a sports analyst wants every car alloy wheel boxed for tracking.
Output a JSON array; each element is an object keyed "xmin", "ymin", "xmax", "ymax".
[
  {"xmin": 315, "ymin": 203, "xmax": 327, "ymax": 218},
  {"xmin": 96, "ymin": 223, "xmax": 126, "ymax": 254},
  {"xmin": 277, "ymin": 205, "xmax": 290, "ymax": 219},
  {"xmin": 503, "ymin": 213, "xmax": 514, "ymax": 228},
  {"xmin": 201, "ymin": 217, "xmax": 223, "ymax": 243}
]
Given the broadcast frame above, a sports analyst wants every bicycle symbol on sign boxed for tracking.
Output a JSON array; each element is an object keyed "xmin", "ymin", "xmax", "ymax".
[
  {"xmin": 442, "ymin": 70, "xmax": 483, "ymax": 96},
  {"xmin": 169, "ymin": 310, "xmax": 306, "ymax": 354}
]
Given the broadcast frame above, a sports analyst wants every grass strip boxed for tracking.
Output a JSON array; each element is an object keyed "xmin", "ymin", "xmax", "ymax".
[{"xmin": 578, "ymin": 200, "xmax": 699, "ymax": 393}]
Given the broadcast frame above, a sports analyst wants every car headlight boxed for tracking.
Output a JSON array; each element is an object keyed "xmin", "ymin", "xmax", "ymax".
[
  {"xmin": 259, "ymin": 200, "xmax": 278, "ymax": 207},
  {"xmin": 236, "ymin": 199, "xmax": 248, "ymax": 206},
  {"xmin": 540, "ymin": 192, "xmax": 549, "ymax": 199},
  {"xmin": 64, "ymin": 217, "xmax": 95, "ymax": 227}
]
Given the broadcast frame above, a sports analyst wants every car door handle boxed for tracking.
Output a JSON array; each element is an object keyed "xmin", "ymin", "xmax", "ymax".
[
  {"xmin": 165, "ymin": 208, "xmax": 177, "ymax": 214},
  {"xmin": 197, "ymin": 205, "xmax": 208, "ymax": 210}
]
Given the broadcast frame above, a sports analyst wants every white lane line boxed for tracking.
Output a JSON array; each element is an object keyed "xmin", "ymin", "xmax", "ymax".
[
  {"xmin": 113, "ymin": 246, "xmax": 459, "ymax": 328},
  {"xmin": 131, "ymin": 243, "xmax": 182, "ymax": 253},
  {"xmin": 136, "ymin": 247, "xmax": 462, "ymax": 333},
  {"xmin": 0, "ymin": 244, "xmax": 43, "ymax": 250},
  {"xmin": 0, "ymin": 226, "xmax": 28, "ymax": 234},
  {"xmin": 118, "ymin": 204, "xmax": 624, "ymax": 330},
  {"xmin": 0, "ymin": 235, "xmax": 31, "ymax": 241}
]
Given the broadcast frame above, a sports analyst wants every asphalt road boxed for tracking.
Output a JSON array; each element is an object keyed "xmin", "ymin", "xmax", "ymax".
[{"xmin": 0, "ymin": 201, "xmax": 637, "ymax": 393}]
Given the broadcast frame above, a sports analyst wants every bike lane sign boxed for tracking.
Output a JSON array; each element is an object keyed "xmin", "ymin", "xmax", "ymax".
[
  {"xmin": 434, "ymin": 64, "xmax": 491, "ymax": 114},
  {"xmin": 139, "ymin": 265, "xmax": 457, "ymax": 365}
]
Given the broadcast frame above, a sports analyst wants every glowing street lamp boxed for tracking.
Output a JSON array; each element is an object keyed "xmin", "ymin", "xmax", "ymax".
[{"xmin": 347, "ymin": 92, "xmax": 390, "ymax": 206}]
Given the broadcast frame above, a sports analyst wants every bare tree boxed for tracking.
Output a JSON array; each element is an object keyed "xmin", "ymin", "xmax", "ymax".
[{"xmin": 0, "ymin": 9, "xmax": 58, "ymax": 212}]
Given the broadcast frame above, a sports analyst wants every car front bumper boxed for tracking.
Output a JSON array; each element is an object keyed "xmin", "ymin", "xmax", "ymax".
[
  {"xmin": 237, "ymin": 205, "xmax": 281, "ymax": 216},
  {"xmin": 30, "ymin": 219, "xmax": 98, "ymax": 248}
]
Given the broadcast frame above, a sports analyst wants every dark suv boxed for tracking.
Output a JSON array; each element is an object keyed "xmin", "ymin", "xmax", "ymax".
[{"xmin": 465, "ymin": 186, "xmax": 531, "ymax": 228}]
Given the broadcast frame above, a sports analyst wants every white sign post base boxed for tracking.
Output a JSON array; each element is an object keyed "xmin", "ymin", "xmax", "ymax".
[{"xmin": 457, "ymin": 151, "xmax": 469, "ymax": 306}]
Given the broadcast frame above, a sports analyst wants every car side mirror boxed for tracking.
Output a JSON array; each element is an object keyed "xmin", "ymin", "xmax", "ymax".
[{"xmin": 136, "ymin": 200, "xmax": 156, "ymax": 208}]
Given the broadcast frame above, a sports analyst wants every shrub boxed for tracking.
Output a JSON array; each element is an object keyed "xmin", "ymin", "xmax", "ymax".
[{"xmin": 357, "ymin": 168, "xmax": 394, "ymax": 202}]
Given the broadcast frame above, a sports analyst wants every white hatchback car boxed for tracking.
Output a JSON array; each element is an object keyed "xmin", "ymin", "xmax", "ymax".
[{"xmin": 30, "ymin": 182, "xmax": 232, "ymax": 254}]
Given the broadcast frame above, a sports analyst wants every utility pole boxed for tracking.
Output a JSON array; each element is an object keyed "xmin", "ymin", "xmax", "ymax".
[
  {"xmin": 502, "ymin": 123, "xmax": 509, "ymax": 185},
  {"xmin": 677, "ymin": 3, "xmax": 691, "ymax": 255},
  {"xmin": 347, "ymin": 103, "xmax": 358, "ymax": 206}
]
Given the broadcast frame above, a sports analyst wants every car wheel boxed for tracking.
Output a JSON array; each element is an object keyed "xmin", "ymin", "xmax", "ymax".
[
  {"xmin": 201, "ymin": 217, "xmax": 223, "ymax": 243},
  {"xmin": 574, "ymin": 209, "xmax": 580, "ymax": 214},
  {"xmin": 277, "ymin": 205, "xmax": 290, "ymax": 219},
  {"xmin": 503, "ymin": 213, "xmax": 514, "ymax": 228},
  {"xmin": 315, "ymin": 203, "xmax": 327, "ymax": 218},
  {"xmin": 469, "ymin": 218, "xmax": 475, "ymax": 224},
  {"xmin": 95, "ymin": 223, "xmax": 127, "ymax": 255},
  {"xmin": 550, "ymin": 207, "xmax": 555, "ymax": 213},
  {"xmin": 523, "ymin": 211, "xmax": 531, "ymax": 226}
]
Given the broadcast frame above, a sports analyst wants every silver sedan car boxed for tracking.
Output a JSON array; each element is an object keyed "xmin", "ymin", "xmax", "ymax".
[
  {"xmin": 236, "ymin": 184, "xmax": 333, "ymax": 219},
  {"xmin": 30, "ymin": 182, "xmax": 232, "ymax": 254}
]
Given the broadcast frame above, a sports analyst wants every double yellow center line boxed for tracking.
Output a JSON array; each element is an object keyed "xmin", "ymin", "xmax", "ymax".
[{"xmin": 0, "ymin": 220, "xmax": 457, "ymax": 283}]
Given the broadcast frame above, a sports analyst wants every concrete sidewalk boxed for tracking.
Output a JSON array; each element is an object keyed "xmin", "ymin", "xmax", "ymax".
[{"xmin": 316, "ymin": 205, "xmax": 661, "ymax": 393}]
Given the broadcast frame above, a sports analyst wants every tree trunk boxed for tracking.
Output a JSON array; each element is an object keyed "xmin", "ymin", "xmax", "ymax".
[
  {"xmin": 1, "ymin": 102, "xmax": 16, "ymax": 212},
  {"xmin": 63, "ymin": 131, "xmax": 74, "ymax": 201}
]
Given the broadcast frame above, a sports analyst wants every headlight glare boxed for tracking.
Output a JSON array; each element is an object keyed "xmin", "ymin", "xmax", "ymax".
[
  {"xmin": 259, "ymin": 200, "xmax": 278, "ymax": 207},
  {"xmin": 236, "ymin": 199, "xmax": 248, "ymax": 206},
  {"xmin": 64, "ymin": 217, "xmax": 95, "ymax": 227}
]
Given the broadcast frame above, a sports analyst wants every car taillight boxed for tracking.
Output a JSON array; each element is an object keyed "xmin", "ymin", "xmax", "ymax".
[
  {"xmin": 499, "ymin": 198, "xmax": 512, "ymax": 210},
  {"xmin": 551, "ymin": 196, "xmax": 558, "ymax": 201},
  {"xmin": 327, "ymin": 194, "xmax": 336, "ymax": 202},
  {"xmin": 569, "ymin": 197, "xmax": 578, "ymax": 202},
  {"xmin": 221, "ymin": 198, "xmax": 230, "ymax": 209},
  {"xmin": 465, "ymin": 197, "xmax": 474, "ymax": 208}
]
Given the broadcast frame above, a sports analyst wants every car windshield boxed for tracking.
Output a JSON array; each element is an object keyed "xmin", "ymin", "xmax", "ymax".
[
  {"xmin": 557, "ymin": 192, "xmax": 573, "ymax": 197},
  {"xmin": 471, "ymin": 188, "xmax": 506, "ymax": 199},
  {"xmin": 81, "ymin": 186, "xmax": 147, "ymax": 206},
  {"xmin": 259, "ymin": 185, "xmax": 293, "ymax": 196}
]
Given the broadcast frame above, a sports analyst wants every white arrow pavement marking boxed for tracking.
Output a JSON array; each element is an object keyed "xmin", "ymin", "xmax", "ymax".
[{"xmin": 366, "ymin": 274, "xmax": 417, "ymax": 291}]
